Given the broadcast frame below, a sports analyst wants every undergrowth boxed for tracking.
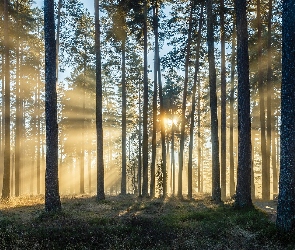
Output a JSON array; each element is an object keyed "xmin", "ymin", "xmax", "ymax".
[{"xmin": 0, "ymin": 194, "xmax": 293, "ymax": 249}]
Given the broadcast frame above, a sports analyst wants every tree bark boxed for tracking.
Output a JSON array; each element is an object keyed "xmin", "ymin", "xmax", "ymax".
[
  {"xmin": 178, "ymin": 0, "xmax": 194, "ymax": 199},
  {"xmin": 229, "ymin": 23, "xmax": 236, "ymax": 197},
  {"xmin": 142, "ymin": 0, "xmax": 149, "ymax": 197},
  {"xmin": 276, "ymin": 0, "xmax": 295, "ymax": 232},
  {"xmin": 95, "ymin": 0, "xmax": 105, "ymax": 200},
  {"xmin": 266, "ymin": 0, "xmax": 273, "ymax": 199},
  {"xmin": 121, "ymin": 39, "xmax": 127, "ymax": 195},
  {"xmin": 234, "ymin": 0, "xmax": 252, "ymax": 208},
  {"xmin": 188, "ymin": 3, "xmax": 204, "ymax": 199},
  {"xmin": 220, "ymin": 0, "xmax": 227, "ymax": 200},
  {"xmin": 44, "ymin": 0, "xmax": 61, "ymax": 211},
  {"xmin": 150, "ymin": 1, "xmax": 158, "ymax": 198},
  {"xmin": 207, "ymin": 0, "xmax": 221, "ymax": 203}
]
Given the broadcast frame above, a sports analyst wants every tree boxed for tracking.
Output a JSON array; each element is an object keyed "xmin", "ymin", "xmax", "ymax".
[
  {"xmin": 188, "ymin": 2, "xmax": 204, "ymax": 200},
  {"xmin": 207, "ymin": 0, "xmax": 221, "ymax": 203},
  {"xmin": 2, "ymin": 0, "xmax": 10, "ymax": 200},
  {"xmin": 178, "ymin": 0, "xmax": 194, "ymax": 199},
  {"xmin": 95, "ymin": 0, "xmax": 105, "ymax": 200},
  {"xmin": 44, "ymin": 0, "xmax": 61, "ymax": 211},
  {"xmin": 276, "ymin": 0, "xmax": 295, "ymax": 233},
  {"xmin": 234, "ymin": 0, "xmax": 252, "ymax": 208},
  {"xmin": 142, "ymin": 0, "xmax": 149, "ymax": 197},
  {"xmin": 257, "ymin": 0, "xmax": 269, "ymax": 201},
  {"xmin": 220, "ymin": 0, "xmax": 227, "ymax": 201},
  {"xmin": 229, "ymin": 22, "xmax": 236, "ymax": 197}
]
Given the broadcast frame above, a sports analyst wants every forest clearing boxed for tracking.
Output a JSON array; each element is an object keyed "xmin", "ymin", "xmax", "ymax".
[{"xmin": 0, "ymin": 194, "xmax": 291, "ymax": 249}]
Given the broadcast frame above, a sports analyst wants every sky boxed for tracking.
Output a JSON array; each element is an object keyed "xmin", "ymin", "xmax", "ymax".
[{"xmin": 34, "ymin": 0, "xmax": 94, "ymax": 12}]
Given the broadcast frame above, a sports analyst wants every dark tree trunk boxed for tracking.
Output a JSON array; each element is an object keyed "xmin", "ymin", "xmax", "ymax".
[
  {"xmin": 121, "ymin": 39, "xmax": 127, "ymax": 195},
  {"xmin": 188, "ymin": 3, "xmax": 204, "ymax": 199},
  {"xmin": 220, "ymin": 0, "xmax": 227, "ymax": 201},
  {"xmin": 150, "ymin": 1, "xmax": 158, "ymax": 198},
  {"xmin": 266, "ymin": 0, "xmax": 273, "ymax": 199},
  {"xmin": 171, "ymin": 109, "xmax": 175, "ymax": 196},
  {"xmin": 229, "ymin": 23, "xmax": 236, "ymax": 197},
  {"xmin": 158, "ymin": 57, "xmax": 167, "ymax": 198},
  {"xmin": 234, "ymin": 0, "xmax": 252, "ymax": 208},
  {"xmin": 276, "ymin": 0, "xmax": 295, "ymax": 232},
  {"xmin": 2, "ymin": 0, "xmax": 10, "ymax": 200},
  {"xmin": 15, "ymin": 0, "xmax": 21, "ymax": 197},
  {"xmin": 257, "ymin": 0, "xmax": 269, "ymax": 201},
  {"xmin": 142, "ymin": 0, "xmax": 149, "ymax": 197},
  {"xmin": 138, "ymin": 86, "xmax": 142, "ymax": 197},
  {"xmin": 95, "ymin": 0, "xmax": 105, "ymax": 200},
  {"xmin": 207, "ymin": 0, "xmax": 221, "ymax": 203},
  {"xmin": 44, "ymin": 0, "xmax": 61, "ymax": 211},
  {"xmin": 178, "ymin": 0, "xmax": 194, "ymax": 199}
]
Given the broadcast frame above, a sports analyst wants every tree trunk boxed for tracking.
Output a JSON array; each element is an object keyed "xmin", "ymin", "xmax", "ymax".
[
  {"xmin": 234, "ymin": 0, "xmax": 252, "ymax": 208},
  {"xmin": 95, "ymin": 0, "xmax": 105, "ymax": 200},
  {"xmin": 150, "ymin": 1, "xmax": 158, "ymax": 198},
  {"xmin": 207, "ymin": 0, "xmax": 221, "ymax": 203},
  {"xmin": 138, "ymin": 86, "xmax": 142, "ymax": 197},
  {"xmin": 15, "ymin": 0, "xmax": 21, "ymax": 197},
  {"xmin": 44, "ymin": 0, "xmax": 61, "ymax": 211},
  {"xmin": 121, "ymin": 39, "xmax": 127, "ymax": 195},
  {"xmin": 257, "ymin": 0, "xmax": 269, "ymax": 201},
  {"xmin": 178, "ymin": 0, "xmax": 194, "ymax": 199},
  {"xmin": 220, "ymin": 0, "xmax": 227, "ymax": 200},
  {"xmin": 142, "ymin": 0, "xmax": 149, "ymax": 197},
  {"xmin": 266, "ymin": 0, "xmax": 273, "ymax": 199},
  {"xmin": 188, "ymin": 3, "xmax": 204, "ymax": 199},
  {"xmin": 229, "ymin": 22, "xmax": 236, "ymax": 197},
  {"xmin": 276, "ymin": 0, "xmax": 295, "ymax": 232}
]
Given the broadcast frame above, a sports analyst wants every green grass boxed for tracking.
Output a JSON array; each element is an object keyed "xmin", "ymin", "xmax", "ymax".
[{"xmin": 0, "ymin": 194, "xmax": 293, "ymax": 249}]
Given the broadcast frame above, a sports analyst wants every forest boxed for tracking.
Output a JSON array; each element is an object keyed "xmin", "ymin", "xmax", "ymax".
[{"xmin": 1, "ymin": 0, "xmax": 295, "ymax": 247}]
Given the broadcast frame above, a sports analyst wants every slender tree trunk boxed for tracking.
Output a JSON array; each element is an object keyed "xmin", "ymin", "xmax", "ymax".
[
  {"xmin": 197, "ymin": 81, "xmax": 201, "ymax": 193},
  {"xmin": 207, "ymin": 0, "xmax": 221, "ymax": 203},
  {"xmin": 234, "ymin": 0, "xmax": 252, "ymax": 208},
  {"xmin": 171, "ymin": 109, "xmax": 175, "ymax": 196},
  {"xmin": 95, "ymin": 0, "xmax": 105, "ymax": 200},
  {"xmin": 138, "ymin": 86, "xmax": 142, "ymax": 197},
  {"xmin": 44, "ymin": 0, "xmax": 61, "ymax": 211},
  {"xmin": 229, "ymin": 23, "xmax": 236, "ymax": 197},
  {"xmin": 150, "ymin": 1, "xmax": 158, "ymax": 198},
  {"xmin": 178, "ymin": 0, "xmax": 194, "ymax": 199},
  {"xmin": 220, "ymin": 0, "xmax": 227, "ymax": 200},
  {"xmin": 266, "ymin": 0, "xmax": 273, "ymax": 199},
  {"xmin": 15, "ymin": 0, "xmax": 21, "ymax": 197},
  {"xmin": 158, "ymin": 59, "xmax": 167, "ymax": 197},
  {"xmin": 276, "ymin": 0, "xmax": 295, "ymax": 232},
  {"xmin": 2, "ymin": 0, "xmax": 10, "ymax": 200},
  {"xmin": 121, "ymin": 39, "xmax": 127, "ymax": 195},
  {"xmin": 188, "ymin": 4, "xmax": 204, "ymax": 199},
  {"xmin": 257, "ymin": 0, "xmax": 269, "ymax": 201},
  {"xmin": 272, "ymin": 115, "xmax": 278, "ymax": 195},
  {"xmin": 142, "ymin": 0, "xmax": 149, "ymax": 197}
]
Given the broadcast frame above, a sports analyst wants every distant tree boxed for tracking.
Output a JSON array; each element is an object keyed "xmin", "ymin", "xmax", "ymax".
[
  {"xmin": 207, "ymin": 0, "xmax": 221, "ymax": 203},
  {"xmin": 276, "ymin": 0, "xmax": 295, "ymax": 232},
  {"xmin": 44, "ymin": 0, "xmax": 61, "ymax": 211},
  {"xmin": 234, "ymin": 0, "xmax": 252, "ymax": 208},
  {"xmin": 188, "ymin": 2, "xmax": 204, "ymax": 200},
  {"xmin": 229, "ymin": 22, "xmax": 236, "ymax": 197},
  {"xmin": 95, "ymin": 0, "xmax": 105, "ymax": 200}
]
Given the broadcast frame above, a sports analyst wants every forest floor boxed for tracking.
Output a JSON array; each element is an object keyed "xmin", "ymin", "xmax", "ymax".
[{"xmin": 0, "ymin": 193, "xmax": 293, "ymax": 249}]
